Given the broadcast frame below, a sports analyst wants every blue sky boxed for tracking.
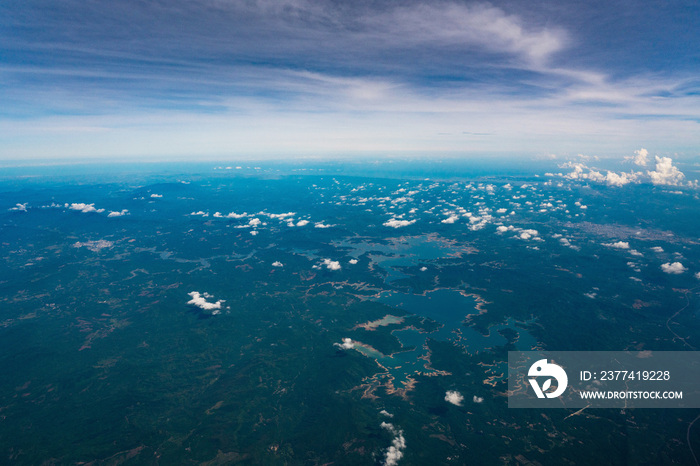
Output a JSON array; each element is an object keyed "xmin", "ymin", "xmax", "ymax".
[{"xmin": 1, "ymin": 0, "xmax": 699, "ymax": 160}]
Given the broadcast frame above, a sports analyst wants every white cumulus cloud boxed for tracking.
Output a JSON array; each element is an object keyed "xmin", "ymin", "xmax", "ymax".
[
  {"xmin": 559, "ymin": 162, "xmax": 639, "ymax": 187},
  {"xmin": 187, "ymin": 291, "xmax": 223, "ymax": 314},
  {"xmin": 518, "ymin": 229, "xmax": 539, "ymax": 240},
  {"xmin": 108, "ymin": 209, "xmax": 129, "ymax": 217},
  {"xmin": 383, "ymin": 218, "xmax": 416, "ymax": 228},
  {"xmin": 603, "ymin": 241, "xmax": 630, "ymax": 249},
  {"xmin": 381, "ymin": 422, "xmax": 406, "ymax": 466},
  {"xmin": 661, "ymin": 262, "xmax": 687, "ymax": 274},
  {"xmin": 604, "ymin": 171, "xmax": 637, "ymax": 187},
  {"xmin": 444, "ymin": 390, "xmax": 464, "ymax": 406},
  {"xmin": 73, "ymin": 239, "xmax": 113, "ymax": 252},
  {"xmin": 334, "ymin": 338, "xmax": 354, "ymax": 350},
  {"xmin": 267, "ymin": 212, "xmax": 295, "ymax": 219},
  {"xmin": 68, "ymin": 203, "xmax": 105, "ymax": 213},
  {"xmin": 322, "ymin": 259, "xmax": 341, "ymax": 270},
  {"xmin": 9, "ymin": 203, "xmax": 28, "ymax": 211},
  {"xmin": 625, "ymin": 148, "xmax": 649, "ymax": 167},
  {"xmin": 648, "ymin": 156, "xmax": 686, "ymax": 186},
  {"xmin": 633, "ymin": 148, "xmax": 649, "ymax": 166},
  {"xmin": 222, "ymin": 212, "xmax": 248, "ymax": 218}
]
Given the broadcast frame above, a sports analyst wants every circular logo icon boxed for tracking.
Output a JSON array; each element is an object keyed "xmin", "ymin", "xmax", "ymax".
[{"xmin": 528, "ymin": 359, "xmax": 568, "ymax": 398}]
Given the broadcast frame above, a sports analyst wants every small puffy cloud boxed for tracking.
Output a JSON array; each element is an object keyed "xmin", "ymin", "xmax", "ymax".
[
  {"xmin": 648, "ymin": 156, "xmax": 685, "ymax": 186},
  {"xmin": 150, "ymin": 193, "xmax": 163, "ymax": 198},
  {"xmin": 633, "ymin": 148, "xmax": 649, "ymax": 167},
  {"xmin": 473, "ymin": 395, "xmax": 484, "ymax": 403},
  {"xmin": 441, "ymin": 214, "xmax": 459, "ymax": 224},
  {"xmin": 561, "ymin": 163, "xmax": 588, "ymax": 181},
  {"xmin": 625, "ymin": 148, "xmax": 649, "ymax": 167},
  {"xmin": 108, "ymin": 209, "xmax": 129, "ymax": 217},
  {"xmin": 271, "ymin": 261, "xmax": 283, "ymax": 267},
  {"xmin": 381, "ymin": 423, "xmax": 406, "ymax": 466},
  {"xmin": 661, "ymin": 262, "xmax": 687, "ymax": 274},
  {"xmin": 383, "ymin": 218, "xmax": 416, "ymax": 228},
  {"xmin": 586, "ymin": 169, "xmax": 605, "ymax": 182},
  {"xmin": 73, "ymin": 239, "xmax": 113, "ymax": 252},
  {"xmin": 322, "ymin": 259, "xmax": 341, "ymax": 271},
  {"xmin": 496, "ymin": 208, "xmax": 507, "ymax": 214},
  {"xmin": 651, "ymin": 246, "xmax": 664, "ymax": 253},
  {"xmin": 9, "ymin": 203, "xmax": 28, "ymax": 212},
  {"xmin": 496, "ymin": 225, "xmax": 509, "ymax": 233},
  {"xmin": 187, "ymin": 291, "xmax": 223, "ymax": 314},
  {"xmin": 444, "ymin": 390, "xmax": 464, "ymax": 406},
  {"xmin": 267, "ymin": 212, "xmax": 295, "ymax": 219},
  {"xmin": 223, "ymin": 212, "xmax": 248, "ymax": 219},
  {"xmin": 603, "ymin": 241, "xmax": 630, "ymax": 249},
  {"xmin": 190, "ymin": 211, "xmax": 209, "ymax": 217},
  {"xmin": 314, "ymin": 222, "xmax": 333, "ymax": 228},
  {"xmin": 296, "ymin": 219, "xmax": 310, "ymax": 227},
  {"xmin": 334, "ymin": 338, "xmax": 354, "ymax": 350},
  {"xmin": 605, "ymin": 171, "xmax": 637, "ymax": 187},
  {"xmin": 560, "ymin": 162, "xmax": 638, "ymax": 187},
  {"xmin": 349, "ymin": 259, "xmax": 358, "ymax": 264},
  {"xmin": 558, "ymin": 237, "xmax": 580, "ymax": 250},
  {"xmin": 250, "ymin": 230, "xmax": 258, "ymax": 236},
  {"xmin": 68, "ymin": 203, "xmax": 105, "ymax": 213},
  {"xmin": 695, "ymin": 272, "xmax": 700, "ymax": 280},
  {"xmin": 380, "ymin": 409, "xmax": 394, "ymax": 418},
  {"xmin": 248, "ymin": 218, "xmax": 262, "ymax": 227},
  {"xmin": 518, "ymin": 229, "xmax": 539, "ymax": 240},
  {"xmin": 419, "ymin": 266, "xmax": 428, "ymax": 272}
]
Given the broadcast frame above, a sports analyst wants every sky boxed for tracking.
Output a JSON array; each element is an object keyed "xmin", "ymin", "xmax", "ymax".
[{"xmin": 1, "ymin": 0, "xmax": 699, "ymax": 161}]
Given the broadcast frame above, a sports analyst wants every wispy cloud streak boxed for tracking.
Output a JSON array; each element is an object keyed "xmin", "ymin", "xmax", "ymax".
[{"xmin": 1, "ymin": 0, "xmax": 699, "ymax": 159}]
